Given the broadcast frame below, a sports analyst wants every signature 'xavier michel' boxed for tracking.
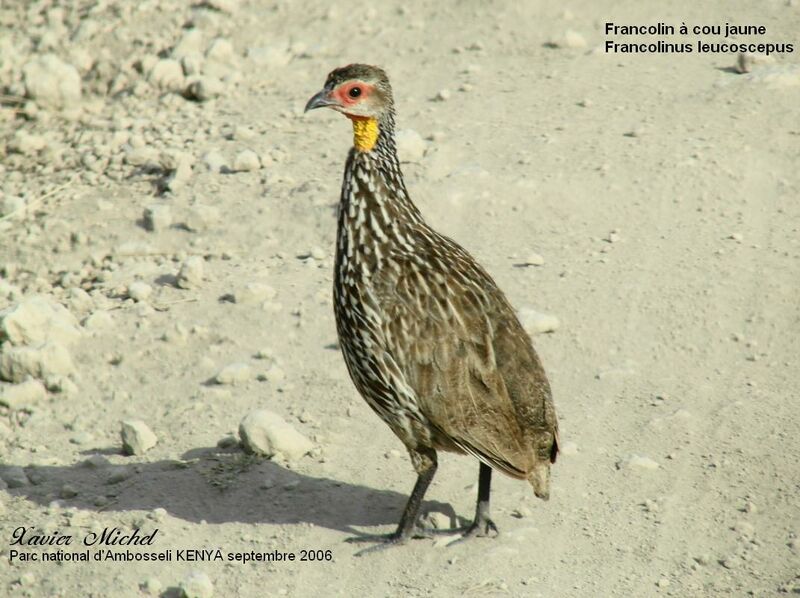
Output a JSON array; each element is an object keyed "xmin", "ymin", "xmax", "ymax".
[{"xmin": 305, "ymin": 64, "xmax": 559, "ymax": 553}]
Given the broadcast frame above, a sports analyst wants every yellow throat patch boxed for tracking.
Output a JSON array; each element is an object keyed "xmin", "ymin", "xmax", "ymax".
[{"xmin": 351, "ymin": 118, "xmax": 379, "ymax": 152}]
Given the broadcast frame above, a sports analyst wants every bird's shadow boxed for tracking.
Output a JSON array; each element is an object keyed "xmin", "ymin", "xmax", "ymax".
[{"xmin": 1, "ymin": 446, "xmax": 454, "ymax": 534}]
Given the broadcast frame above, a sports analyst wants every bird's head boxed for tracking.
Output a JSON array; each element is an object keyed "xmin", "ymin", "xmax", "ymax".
[{"xmin": 305, "ymin": 64, "xmax": 394, "ymax": 152}]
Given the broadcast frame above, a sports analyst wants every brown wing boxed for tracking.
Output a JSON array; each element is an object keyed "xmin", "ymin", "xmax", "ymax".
[{"xmin": 373, "ymin": 233, "xmax": 558, "ymax": 480}]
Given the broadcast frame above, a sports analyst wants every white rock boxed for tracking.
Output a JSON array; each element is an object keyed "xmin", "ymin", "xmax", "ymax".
[
  {"xmin": 1, "ymin": 195, "xmax": 26, "ymax": 218},
  {"xmin": 203, "ymin": 150, "xmax": 228, "ymax": 172},
  {"xmin": 617, "ymin": 454, "xmax": 660, "ymax": 471},
  {"xmin": 143, "ymin": 205, "xmax": 172, "ymax": 232},
  {"xmin": 549, "ymin": 30, "xmax": 587, "ymax": 49},
  {"xmin": 172, "ymin": 29, "xmax": 205, "ymax": 60},
  {"xmin": 22, "ymin": 54, "xmax": 82, "ymax": 108},
  {"xmin": 121, "ymin": 420, "xmax": 158, "ymax": 455},
  {"xmin": 519, "ymin": 308, "xmax": 560, "ymax": 335},
  {"xmin": 0, "ymin": 296, "xmax": 81, "ymax": 346},
  {"xmin": 215, "ymin": 362, "xmax": 251, "ymax": 384},
  {"xmin": 0, "ymin": 341, "xmax": 75, "ymax": 382},
  {"xmin": 233, "ymin": 149, "xmax": 261, "ymax": 172},
  {"xmin": 67, "ymin": 288, "xmax": 94, "ymax": 314},
  {"xmin": 185, "ymin": 205, "xmax": 221, "ymax": 232},
  {"xmin": 421, "ymin": 511, "xmax": 453, "ymax": 530},
  {"xmin": 395, "ymin": 129, "xmax": 426, "ymax": 162},
  {"xmin": 522, "ymin": 252, "xmax": 545, "ymax": 266},
  {"xmin": 8, "ymin": 130, "xmax": 48, "ymax": 155},
  {"xmin": 176, "ymin": 256, "xmax": 205, "ymax": 289},
  {"xmin": 0, "ymin": 378, "xmax": 47, "ymax": 409},
  {"xmin": 234, "ymin": 283, "xmax": 275, "ymax": 304},
  {"xmin": 127, "ymin": 282, "xmax": 153, "ymax": 302},
  {"xmin": 180, "ymin": 571, "xmax": 214, "ymax": 598},
  {"xmin": 239, "ymin": 409, "xmax": 313, "ymax": 461},
  {"xmin": 185, "ymin": 76, "xmax": 224, "ymax": 102},
  {"xmin": 148, "ymin": 59, "xmax": 185, "ymax": 92},
  {"xmin": 83, "ymin": 310, "xmax": 113, "ymax": 330}
]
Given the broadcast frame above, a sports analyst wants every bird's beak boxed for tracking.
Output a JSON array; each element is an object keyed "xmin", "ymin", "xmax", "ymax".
[{"xmin": 304, "ymin": 89, "xmax": 338, "ymax": 113}]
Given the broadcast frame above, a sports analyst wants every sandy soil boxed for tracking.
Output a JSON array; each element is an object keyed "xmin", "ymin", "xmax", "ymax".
[{"xmin": 1, "ymin": 1, "xmax": 799, "ymax": 596}]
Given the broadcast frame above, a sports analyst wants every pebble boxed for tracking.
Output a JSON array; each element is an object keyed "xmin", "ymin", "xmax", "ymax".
[
  {"xmin": 239, "ymin": 409, "xmax": 313, "ymax": 460},
  {"xmin": 120, "ymin": 420, "xmax": 158, "ymax": 455},
  {"xmin": 735, "ymin": 52, "xmax": 776, "ymax": 74},
  {"xmin": 22, "ymin": 54, "xmax": 82, "ymax": 108},
  {"xmin": 185, "ymin": 205, "xmax": 221, "ymax": 232},
  {"xmin": 616, "ymin": 454, "xmax": 660, "ymax": 471},
  {"xmin": 67, "ymin": 288, "xmax": 94, "ymax": 314},
  {"xmin": 0, "ymin": 295, "xmax": 82, "ymax": 346},
  {"xmin": 140, "ymin": 578, "xmax": 163, "ymax": 596},
  {"xmin": 83, "ymin": 310, "xmax": 113, "ymax": 331},
  {"xmin": 234, "ymin": 283, "xmax": 276, "ymax": 304},
  {"xmin": 185, "ymin": 76, "xmax": 224, "ymax": 102},
  {"xmin": 656, "ymin": 578, "xmax": 670, "ymax": 588},
  {"xmin": 203, "ymin": 150, "xmax": 228, "ymax": 173},
  {"xmin": 127, "ymin": 282, "xmax": 153, "ymax": 302},
  {"xmin": 519, "ymin": 308, "xmax": 560, "ymax": 334},
  {"xmin": 215, "ymin": 362, "xmax": 252, "ymax": 384},
  {"xmin": 395, "ymin": 129, "xmax": 426, "ymax": 162},
  {"xmin": 233, "ymin": 149, "xmax": 261, "ymax": 172},
  {"xmin": 176, "ymin": 256, "xmax": 205, "ymax": 289},
  {"xmin": 143, "ymin": 205, "xmax": 173, "ymax": 232},
  {"xmin": 180, "ymin": 571, "xmax": 214, "ymax": 598},
  {"xmin": 521, "ymin": 252, "xmax": 545, "ymax": 266},
  {"xmin": 148, "ymin": 58, "xmax": 185, "ymax": 92},
  {"xmin": 433, "ymin": 89, "xmax": 451, "ymax": 101},
  {"xmin": 0, "ymin": 378, "xmax": 47, "ymax": 409},
  {"xmin": 548, "ymin": 30, "xmax": 587, "ymax": 49},
  {"xmin": 2, "ymin": 466, "xmax": 30, "ymax": 488}
]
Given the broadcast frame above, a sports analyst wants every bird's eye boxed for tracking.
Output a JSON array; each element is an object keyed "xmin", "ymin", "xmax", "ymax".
[{"xmin": 348, "ymin": 87, "xmax": 362, "ymax": 98}]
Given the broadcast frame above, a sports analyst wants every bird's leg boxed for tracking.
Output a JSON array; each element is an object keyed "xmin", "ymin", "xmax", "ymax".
[
  {"xmin": 347, "ymin": 448, "xmax": 437, "ymax": 555},
  {"xmin": 463, "ymin": 463, "xmax": 499, "ymax": 537}
]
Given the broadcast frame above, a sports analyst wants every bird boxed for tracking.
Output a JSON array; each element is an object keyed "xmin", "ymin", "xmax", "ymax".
[{"xmin": 305, "ymin": 64, "xmax": 559, "ymax": 552}]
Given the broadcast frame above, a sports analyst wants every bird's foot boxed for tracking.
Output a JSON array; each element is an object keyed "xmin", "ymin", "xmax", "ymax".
[
  {"xmin": 345, "ymin": 526, "xmax": 436, "ymax": 556},
  {"xmin": 441, "ymin": 513, "xmax": 499, "ymax": 547}
]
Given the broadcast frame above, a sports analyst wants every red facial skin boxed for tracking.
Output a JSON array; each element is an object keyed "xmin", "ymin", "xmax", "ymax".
[{"xmin": 332, "ymin": 81, "xmax": 375, "ymax": 117}]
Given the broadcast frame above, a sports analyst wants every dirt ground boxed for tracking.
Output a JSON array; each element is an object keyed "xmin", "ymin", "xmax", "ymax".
[{"xmin": 1, "ymin": 0, "xmax": 799, "ymax": 596}]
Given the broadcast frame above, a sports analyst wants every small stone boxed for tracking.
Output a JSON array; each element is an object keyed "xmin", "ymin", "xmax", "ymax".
[
  {"xmin": 84, "ymin": 310, "xmax": 113, "ymax": 330},
  {"xmin": 143, "ymin": 205, "xmax": 172, "ymax": 232},
  {"xmin": 310, "ymin": 246, "xmax": 326, "ymax": 260},
  {"xmin": 217, "ymin": 435, "xmax": 239, "ymax": 449},
  {"xmin": 549, "ymin": 30, "xmax": 587, "ymax": 48},
  {"xmin": 18, "ymin": 572, "xmax": 36, "ymax": 586},
  {"xmin": 396, "ymin": 129, "xmax": 426, "ymax": 162},
  {"xmin": 239, "ymin": 409, "xmax": 314, "ymax": 460},
  {"xmin": 140, "ymin": 577, "xmax": 163, "ymax": 596},
  {"xmin": 434, "ymin": 89, "xmax": 451, "ymax": 101},
  {"xmin": 60, "ymin": 484, "xmax": 78, "ymax": 499},
  {"xmin": 22, "ymin": 54, "xmax": 82, "ymax": 108},
  {"xmin": 148, "ymin": 58, "xmax": 185, "ymax": 92},
  {"xmin": 735, "ymin": 52, "xmax": 776, "ymax": 74},
  {"xmin": 0, "ymin": 378, "xmax": 47, "ymax": 409},
  {"xmin": 185, "ymin": 205, "xmax": 221, "ymax": 232},
  {"xmin": 607, "ymin": 231, "xmax": 621, "ymax": 243},
  {"xmin": 215, "ymin": 363, "xmax": 251, "ymax": 385},
  {"xmin": 693, "ymin": 554, "xmax": 711, "ymax": 566},
  {"xmin": 721, "ymin": 556, "xmax": 739, "ymax": 569},
  {"xmin": 184, "ymin": 76, "xmax": 224, "ymax": 102},
  {"xmin": 2, "ymin": 466, "xmax": 30, "ymax": 488},
  {"xmin": 522, "ymin": 252, "xmax": 545, "ymax": 266},
  {"xmin": 127, "ymin": 282, "xmax": 153, "ymax": 302},
  {"xmin": 233, "ymin": 149, "xmax": 261, "ymax": 172},
  {"xmin": 180, "ymin": 571, "xmax": 214, "ymax": 598},
  {"xmin": 120, "ymin": 420, "xmax": 158, "ymax": 455},
  {"xmin": 617, "ymin": 454, "xmax": 660, "ymax": 471},
  {"xmin": 656, "ymin": 578, "xmax": 670, "ymax": 588},
  {"xmin": 234, "ymin": 283, "xmax": 276, "ymax": 304},
  {"xmin": 512, "ymin": 506, "xmax": 533, "ymax": 518},
  {"xmin": 519, "ymin": 308, "xmax": 560, "ymax": 334},
  {"xmin": 176, "ymin": 256, "xmax": 205, "ymax": 289},
  {"xmin": 67, "ymin": 288, "xmax": 94, "ymax": 314},
  {"xmin": 203, "ymin": 150, "xmax": 228, "ymax": 173}
]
